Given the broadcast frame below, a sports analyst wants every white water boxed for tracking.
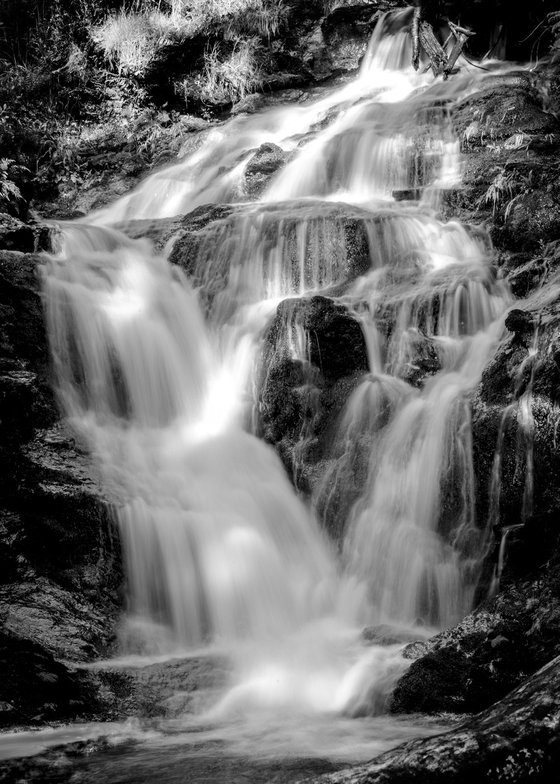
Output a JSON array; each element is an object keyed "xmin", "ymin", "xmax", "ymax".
[{"xmin": 39, "ymin": 9, "xmax": 514, "ymax": 751}]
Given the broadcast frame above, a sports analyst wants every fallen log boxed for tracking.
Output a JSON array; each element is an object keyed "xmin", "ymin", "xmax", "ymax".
[{"xmin": 411, "ymin": 2, "xmax": 475, "ymax": 79}]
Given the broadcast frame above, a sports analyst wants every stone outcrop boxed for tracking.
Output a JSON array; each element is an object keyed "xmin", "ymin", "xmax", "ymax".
[
  {"xmin": 0, "ymin": 629, "xmax": 101, "ymax": 727},
  {"xmin": 257, "ymin": 295, "xmax": 368, "ymax": 502},
  {"xmin": 390, "ymin": 558, "xmax": 560, "ymax": 715},
  {"xmin": 318, "ymin": 654, "xmax": 560, "ymax": 784},
  {"xmin": 0, "ymin": 248, "xmax": 122, "ymax": 726}
]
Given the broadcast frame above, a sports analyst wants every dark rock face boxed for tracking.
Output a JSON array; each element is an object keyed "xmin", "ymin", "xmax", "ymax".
[
  {"xmin": 0, "ymin": 629, "xmax": 101, "ymax": 728},
  {"xmin": 0, "ymin": 249, "xmax": 123, "ymax": 726},
  {"xmin": 445, "ymin": 69, "xmax": 560, "ymax": 253},
  {"xmin": 257, "ymin": 295, "xmax": 368, "ymax": 508},
  {"xmin": 391, "ymin": 559, "xmax": 560, "ymax": 714},
  {"xmin": 470, "ymin": 241, "xmax": 560, "ymax": 576},
  {"xmin": 0, "ymin": 214, "xmax": 51, "ymax": 253},
  {"xmin": 451, "ymin": 74, "xmax": 556, "ymax": 145}
]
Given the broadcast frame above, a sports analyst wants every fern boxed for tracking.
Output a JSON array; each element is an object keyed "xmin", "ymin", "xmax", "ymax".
[{"xmin": 0, "ymin": 158, "xmax": 22, "ymax": 204}]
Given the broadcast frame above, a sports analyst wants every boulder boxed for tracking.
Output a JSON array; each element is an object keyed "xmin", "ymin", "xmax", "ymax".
[
  {"xmin": 498, "ymin": 190, "xmax": 560, "ymax": 252},
  {"xmin": 0, "ymin": 629, "xmax": 100, "ymax": 728},
  {"xmin": 390, "ymin": 559, "xmax": 560, "ymax": 715},
  {"xmin": 452, "ymin": 73, "xmax": 556, "ymax": 146},
  {"xmin": 0, "ymin": 214, "xmax": 51, "ymax": 253},
  {"xmin": 243, "ymin": 142, "xmax": 293, "ymax": 198},
  {"xmin": 442, "ymin": 69, "xmax": 560, "ymax": 240},
  {"xmin": 167, "ymin": 200, "xmax": 376, "ymax": 312},
  {"xmin": 319, "ymin": 654, "xmax": 560, "ymax": 783},
  {"xmin": 257, "ymin": 295, "xmax": 368, "ymax": 502}
]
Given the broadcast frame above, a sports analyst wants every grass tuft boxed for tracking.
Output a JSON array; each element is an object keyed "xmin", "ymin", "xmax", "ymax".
[
  {"xmin": 201, "ymin": 36, "xmax": 263, "ymax": 104},
  {"xmin": 92, "ymin": 1, "xmax": 287, "ymax": 76}
]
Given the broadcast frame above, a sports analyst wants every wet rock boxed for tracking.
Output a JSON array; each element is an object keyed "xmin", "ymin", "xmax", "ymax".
[
  {"xmin": 393, "ymin": 188, "xmax": 422, "ymax": 201},
  {"xmin": 320, "ymin": 654, "xmax": 560, "ymax": 784},
  {"xmin": 397, "ymin": 331, "xmax": 441, "ymax": 387},
  {"xmin": 390, "ymin": 559, "xmax": 560, "ymax": 715},
  {"xmin": 501, "ymin": 253, "xmax": 545, "ymax": 298},
  {"xmin": 499, "ymin": 190, "xmax": 560, "ymax": 252},
  {"xmin": 452, "ymin": 73, "xmax": 557, "ymax": 145},
  {"xmin": 243, "ymin": 143, "xmax": 293, "ymax": 198},
  {"xmin": 321, "ymin": 3, "xmax": 396, "ymax": 74},
  {"xmin": 0, "ymin": 251, "xmax": 55, "ymax": 424},
  {"xmin": 471, "ymin": 259, "xmax": 560, "ymax": 546},
  {"xmin": 261, "ymin": 70, "xmax": 310, "ymax": 92},
  {"xmin": 442, "ymin": 69, "xmax": 560, "ymax": 241},
  {"xmin": 0, "ymin": 213, "xmax": 33, "ymax": 251},
  {"xmin": 0, "ymin": 214, "xmax": 51, "ymax": 253},
  {"xmin": 257, "ymin": 295, "xmax": 368, "ymax": 501},
  {"xmin": 0, "ymin": 629, "xmax": 100, "ymax": 727},
  {"xmin": 295, "ymin": 1, "xmax": 408, "ymax": 80},
  {"xmin": 89, "ymin": 654, "xmax": 229, "ymax": 720},
  {"xmin": 166, "ymin": 200, "xmax": 376, "ymax": 313},
  {"xmin": 504, "ymin": 308, "xmax": 534, "ymax": 341},
  {"xmin": 362, "ymin": 625, "xmax": 423, "ymax": 647},
  {"xmin": 274, "ymin": 296, "xmax": 369, "ymax": 380},
  {"xmin": 118, "ymin": 214, "xmax": 190, "ymax": 251}
]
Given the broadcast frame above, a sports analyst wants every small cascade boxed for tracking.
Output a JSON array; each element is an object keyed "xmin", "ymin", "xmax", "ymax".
[
  {"xmin": 186, "ymin": 202, "xmax": 368, "ymax": 314},
  {"xmin": 488, "ymin": 523, "xmax": 524, "ymax": 598},
  {"xmin": 265, "ymin": 9, "xmax": 464, "ymax": 207},
  {"xmin": 486, "ymin": 322, "xmax": 539, "ymax": 596},
  {"xmin": 515, "ymin": 331, "xmax": 539, "ymax": 522},
  {"xmin": 312, "ymin": 221, "xmax": 510, "ymax": 629},
  {"xmin": 44, "ymin": 225, "xmax": 342, "ymax": 651},
  {"xmin": 41, "ymin": 9, "xmax": 518, "ymax": 730},
  {"xmin": 188, "ymin": 204, "xmax": 497, "ymax": 324}
]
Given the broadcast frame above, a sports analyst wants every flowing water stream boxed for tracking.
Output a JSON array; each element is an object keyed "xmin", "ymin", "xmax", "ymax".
[{"xmin": 3, "ymin": 8, "xmax": 519, "ymax": 779}]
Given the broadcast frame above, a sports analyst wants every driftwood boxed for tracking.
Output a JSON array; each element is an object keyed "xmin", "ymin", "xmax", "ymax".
[{"xmin": 412, "ymin": 5, "xmax": 474, "ymax": 79}]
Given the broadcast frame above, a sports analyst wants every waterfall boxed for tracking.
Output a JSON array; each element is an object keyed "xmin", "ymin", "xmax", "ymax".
[
  {"xmin": 44, "ymin": 225, "xmax": 341, "ymax": 651},
  {"xmin": 42, "ymin": 10, "xmax": 511, "ymax": 717}
]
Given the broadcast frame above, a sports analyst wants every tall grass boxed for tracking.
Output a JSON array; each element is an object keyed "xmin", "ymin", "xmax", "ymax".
[
  {"xmin": 92, "ymin": 9, "xmax": 190, "ymax": 75},
  {"xmin": 200, "ymin": 37, "xmax": 263, "ymax": 104},
  {"xmin": 92, "ymin": 0, "xmax": 287, "ymax": 76}
]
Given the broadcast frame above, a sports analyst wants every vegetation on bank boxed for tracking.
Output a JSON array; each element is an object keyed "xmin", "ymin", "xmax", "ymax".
[
  {"xmin": 0, "ymin": 0, "xmax": 334, "ymax": 211},
  {"xmin": 0, "ymin": 1, "xmax": 559, "ymax": 214}
]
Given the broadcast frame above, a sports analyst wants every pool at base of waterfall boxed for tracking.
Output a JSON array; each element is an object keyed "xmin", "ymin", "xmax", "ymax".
[{"xmin": 0, "ymin": 709, "xmax": 451, "ymax": 784}]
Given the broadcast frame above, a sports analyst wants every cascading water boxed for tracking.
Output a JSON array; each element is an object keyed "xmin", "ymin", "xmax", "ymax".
[
  {"xmin": 44, "ymin": 226, "xmax": 341, "ymax": 652},
  {"xmin": 40, "ymin": 8, "xmax": 514, "ymax": 756}
]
